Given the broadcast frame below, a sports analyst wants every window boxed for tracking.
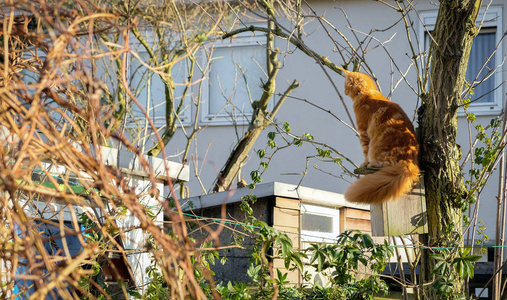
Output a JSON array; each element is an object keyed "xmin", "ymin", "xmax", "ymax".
[
  {"xmin": 202, "ymin": 33, "xmax": 268, "ymax": 125},
  {"xmin": 465, "ymin": 28, "xmax": 497, "ymax": 106},
  {"xmin": 93, "ymin": 32, "xmax": 192, "ymax": 130},
  {"xmin": 129, "ymin": 51, "xmax": 192, "ymax": 128},
  {"xmin": 301, "ymin": 204, "xmax": 340, "ymax": 243},
  {"xmin": 419, "ymin": 7, "xmax": 503, "ymax": 115}
]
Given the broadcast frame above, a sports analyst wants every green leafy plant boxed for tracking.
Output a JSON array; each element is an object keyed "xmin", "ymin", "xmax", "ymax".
[
  {"xmin": 430, "ymin": 246, "xmax": 482, "ymax": 298},
  {"xmin": 304, "ymin": 230, "xmax": 393, "ymax": 300},
  {"xmin": 215, "ymin": 281, "xmax": 252, "ymax": 300}
]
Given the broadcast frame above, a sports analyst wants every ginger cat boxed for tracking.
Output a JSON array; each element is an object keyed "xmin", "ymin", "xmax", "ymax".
[{"xmin": 343, "ymin": 71, "xmax": 419, "ymax": 204}]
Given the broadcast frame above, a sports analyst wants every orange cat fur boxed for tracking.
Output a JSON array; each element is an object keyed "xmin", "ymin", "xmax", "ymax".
[{"xmin": 343, "ymin": 70, "xmax": 419, "ymax": 204}]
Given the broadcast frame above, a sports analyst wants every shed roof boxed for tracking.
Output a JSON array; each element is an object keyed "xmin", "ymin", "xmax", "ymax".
[{"xmin": 182, "ymin": 182, "xmax": 369, "ymax": 210}]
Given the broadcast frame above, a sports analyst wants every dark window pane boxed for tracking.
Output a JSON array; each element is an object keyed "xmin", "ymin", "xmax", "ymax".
[
  {"xmin": 302, "ymin": 213, "xmax": 333, "ymax": 233},
  {"xmin": 466, "ymin": 30, "xmax": 496, "ymax": 104},
  {"xmin": 425, "ymin": 29, "xmax": 497, "ymax": 105}
]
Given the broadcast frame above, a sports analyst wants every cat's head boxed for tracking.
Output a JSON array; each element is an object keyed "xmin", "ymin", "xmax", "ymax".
[{"xmin": 343, "ymin": 71, "xmax": 377, "ymax": 98}]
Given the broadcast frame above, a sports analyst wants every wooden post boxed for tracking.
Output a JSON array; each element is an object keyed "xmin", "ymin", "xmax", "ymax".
[
  {"xmin": 353, "ymin": 168, "xmax": 428, "ymax": 236},
  {"xmin": 370, "ymin": 178, "xmax": 427, "ymax": 236}
]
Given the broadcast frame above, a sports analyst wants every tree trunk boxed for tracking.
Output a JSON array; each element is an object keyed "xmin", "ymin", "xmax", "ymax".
[
  {"xmin": 147, "ymin": 74, "xmax": 177, "ymax": 157},
  {"xmin": 212, "ymin": 109, "xmax": 269, "ymax": 192},
  {"xmin": 418, "ymin": 0, "xmax": 481, "ymax": 298},
  {"xmin": 212, "ymin": 11, "xmax": 290, "ymax": 192}
]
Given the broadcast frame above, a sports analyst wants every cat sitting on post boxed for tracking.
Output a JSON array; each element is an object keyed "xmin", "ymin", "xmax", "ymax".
[{"xmin": 343, "ymin": 70, "xmax": 419, "ymax": 204}]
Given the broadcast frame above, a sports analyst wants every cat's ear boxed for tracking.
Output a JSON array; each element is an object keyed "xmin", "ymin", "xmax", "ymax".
[{"xmin": 344, "ymin": 76, "xmax": 355, "ymax": 97}]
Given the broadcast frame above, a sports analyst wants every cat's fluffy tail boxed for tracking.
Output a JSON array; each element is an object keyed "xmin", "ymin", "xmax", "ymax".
[{"xmin": 344, "ymin": 161, "xmax": 420, "ymax": 204}]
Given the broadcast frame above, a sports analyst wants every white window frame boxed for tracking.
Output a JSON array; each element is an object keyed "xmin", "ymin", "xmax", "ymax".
[
  {"xmin": 300, "ymin": 204, "xmax": 340, "ymax": 243},
  {"xmin": 201, "ymin": 31, "xmax": 268, "ymax": 126},
  {"xmin": 418, "ymin": 6, "xmax": 503, "ymax": 116}
]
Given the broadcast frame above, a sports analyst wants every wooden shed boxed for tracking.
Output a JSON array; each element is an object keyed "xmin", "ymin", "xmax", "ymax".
[
  {"xmin": 16, "ymin": 146, "xmax": 189, "ymax": 296},
  {"xmin": 182, "ymin": 182, "xmax": 370, "ymax": 284}
]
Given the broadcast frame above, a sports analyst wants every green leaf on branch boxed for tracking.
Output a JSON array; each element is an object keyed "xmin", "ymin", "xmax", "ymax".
[
  {"xmin": 257, "ymin": 149, "xmax": 265, "ymax": 159},
  {"xmin": 303, "ymin": 133, "xmax": 313, "ymax": 141},
  {"xmin": 316, "ymin": 147, "xmax": 331, "ymax": 158},
  {"xmin": 283, "ymin": 122, "xmax": 291, "ymax": 132}
]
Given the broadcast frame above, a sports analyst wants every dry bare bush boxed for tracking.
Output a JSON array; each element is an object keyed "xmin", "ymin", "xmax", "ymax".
[{"xmin": 0, "ymin": 1, "xmax": 216, "ymax": 299}]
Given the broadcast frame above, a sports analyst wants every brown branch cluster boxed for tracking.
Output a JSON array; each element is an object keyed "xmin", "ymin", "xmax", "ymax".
[{"xmin": 0, "ymin": 1, "xmax": 224, "ymax": 299}]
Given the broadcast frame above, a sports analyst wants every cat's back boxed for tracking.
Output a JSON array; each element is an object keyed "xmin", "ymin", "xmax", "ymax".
[
  {"xmin": 368, "ymin": 99, "xmax": 418, "ymax": 159},
  {"xmin": 368, "ymin": 101, "xmax": 415, "ymax": 135}
]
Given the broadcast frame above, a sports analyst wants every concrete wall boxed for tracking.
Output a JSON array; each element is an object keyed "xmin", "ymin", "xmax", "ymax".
[{"xmin": 188, "ymin": 197, "xmax": 273, "ymax": 283}]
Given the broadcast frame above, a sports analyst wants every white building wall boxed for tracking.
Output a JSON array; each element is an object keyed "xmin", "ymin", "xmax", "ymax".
[{"xmin": 167, "ymin": 0, "xmax": 506, "ymax": 241}]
